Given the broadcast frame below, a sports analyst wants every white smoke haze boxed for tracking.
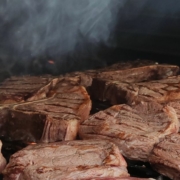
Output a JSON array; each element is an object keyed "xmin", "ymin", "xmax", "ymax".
[
  {"xmin": 0, "ymin": 0, "xmax": 179, "ymax": 77},
  {"xmin": 0, "ymin": 0, "xmax": 124, "ymax": 58},
  {"xmin": 0, "ymin": 0, "xmax": 127, "ymax": 76}
]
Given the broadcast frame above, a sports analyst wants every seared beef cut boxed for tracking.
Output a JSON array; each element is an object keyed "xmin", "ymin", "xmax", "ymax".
[
  {"xmin": 66, "ymin": 60, "xmax": 179, "ymax": 88},
  {"xmin": 91, "ymin": 75, "xmax": 180, "ymax": 105},
  {"xmin": 0, "ymin": 60, "xmax": 178, "ymax": 106},
  {"xmin": 3, "ymin": 140, "xmax": 129, "ymax": 180},
  {"xmin": 0, "ymin": 140, "xmax": 6, "ymax": 173},
  {"xmin": 0, "ymin": 77, "xmax": 91, "ymax": 143},
  {"xmin": 95, "ymin": 62, "xmax": 179, "ymax": 83},
  {"xmin": 149, "ymin": 133, "xmax": 180, "ymax": 180},
  {"xmin": 126, "ymin": 75, "xmax": 180, "ymax": 104},
  {"xmin": 0, "ymin": 76, "xmax": 58, "ymax": 104},
  {"xmin": 79, "ymin": 102, "xmax": 179, "ymax": 161}
]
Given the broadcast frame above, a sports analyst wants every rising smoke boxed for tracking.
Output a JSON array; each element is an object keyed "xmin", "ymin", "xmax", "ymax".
[
  {"xmin": 0, "ymin": 0, "xmax": 179, "ymax": 78},
  {"xmin": 0, "ymin": 0, "xmax": 125, "ymax": 76}
]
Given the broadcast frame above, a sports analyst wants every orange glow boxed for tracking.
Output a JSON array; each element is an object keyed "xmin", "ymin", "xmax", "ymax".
[
  {"xmin": 28, "ymin": 142, "xmax": 37, "ymax": 145},
  {"xmin": 48, "ymin": 60, "xmax": 55, "ymax": 64}
]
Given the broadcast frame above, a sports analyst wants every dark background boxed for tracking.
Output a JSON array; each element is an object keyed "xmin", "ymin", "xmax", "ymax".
[{"xmin": 0, "ymin": 0, "xmax": 180, "ymax": 81}]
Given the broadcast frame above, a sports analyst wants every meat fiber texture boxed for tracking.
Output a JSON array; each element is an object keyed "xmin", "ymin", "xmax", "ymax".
[
  {"xmin": 0, "ymin": 75, "xmax": 57, "ymax": 104},
  {"xmin": 95, "ymin": 61, "xmax": 179, "ymax": 83},
  {"xmin": 0, "ymin": 76, "xmax": 91, "ymax": 143},
  {"xmin": 0, "ymin": 60, "xmax": 178, "ymax": 105},
  {"xmin": 2, "ymin": 139, "xmax": 129, "ymax": 180},
  {"xmin": 90, "ymin": 75, "xmax": 180, "ymax": 105},
  {"xmin": 66, "ymin": 60, "xmax": 179, "ymax": 88},
  {"xmin": 0, "ymin": 140, "xmax": 6, "ymax": 173},
  {"xmin": 79, "ymin": 101, "xmax": 179, "ymax": 161},
  {"xmin": 149, "ymin": 133, "xmax": 180, "ymax": 180},
  {"xmin": 166, "ymin": 100, "xmax": 180, "ymax": 131}
]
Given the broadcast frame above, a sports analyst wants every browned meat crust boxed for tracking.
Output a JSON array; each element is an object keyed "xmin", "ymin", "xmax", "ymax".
[
  {"xmin": 79, "ymin": 102, "xmax": 179, "ymax": 161},
  {"xmin": 3, "ymin": 140, "xmax": 129, "ymax": 180},
  {"xmin": 149, "ymin": 133, "xmax": 180, "ymax": 180},
  {"xmin": 0, "ymin": 77, "xmax": 91, "ymax": 143}
]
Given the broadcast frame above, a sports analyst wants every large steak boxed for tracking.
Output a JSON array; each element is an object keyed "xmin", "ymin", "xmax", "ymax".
[
  {"xmin": 149, "ymin": 133, "xmax": 180, "ymax": 180},
  {"xmin": 3, "ymin": 140, "xmax": 129, "ymax": 180},
  {"xmin": 90, "ymin": 75, "xmax": 180, "ymax": 105},
  {"xmin": 0, "ymin": 77, "xmax": 91, "ymax": 143},
  {"xmin": 79, "ymin": 101, "xmax": 179, "ymax": 161},
  {"xmin": 66, "ymin": 60, "xmax": 179, "ymax": 88},
  {"xmin": 94, "ymin": 61, "xmax": 179, "ymax": 83}
]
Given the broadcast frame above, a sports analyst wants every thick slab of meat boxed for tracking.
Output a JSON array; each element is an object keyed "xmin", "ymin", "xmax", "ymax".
[
  {"xmin": 0, "ymin": 140, "xmax": 6, "ymax": 173},
  {"xmin": 0, "ymin": 77, "xmax": 91, "ymax": 143},
  {"xmin": 91, "ymin": 75, "xmax": 180, "ymax": 105},
  {"xmin": 0, "ymin": 76, "xmax": 59, "ymax": 104},
  {"xmin": 149, "ymin": 133, "xmax": 180, "ymax": 180},
  {"xmin": 95, "ymin": 62, "xmax": 179, "ymax": 83},
  {"xmin": 66, "ymin": 60, "xmax": 179, "ymax": 88},
  {"xmin": 0, "ymin": 61, "xmax": 178, "ymax": 105},
  {"xmin": 3, "ymin": 140, "xmax": 129, "ymax": 180},
  {"xmin": 79, "ymin": 102, "xmax": 179, "ymax": 161}
]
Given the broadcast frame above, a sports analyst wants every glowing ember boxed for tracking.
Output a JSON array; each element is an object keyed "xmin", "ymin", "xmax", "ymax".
[
  {"xmin": 48, "ymin": 60, "xmax": 55, "ymax": 64},
  {"xmin": 28, "ymin": 142, "xmax": 37, "ymax": 145}
]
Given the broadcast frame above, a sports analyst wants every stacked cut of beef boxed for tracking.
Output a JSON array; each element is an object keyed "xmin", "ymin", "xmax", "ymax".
[
  {"xmin": 0, "ymin": 76, "xmax": 91, "ymax": 143},
  {"xmin": 1, "ymin": 60, "xmax": 180, "ymax": 179},
  {"xmin": 80, "ymin": 60, "xmax": 180, "ymax": 179}
]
